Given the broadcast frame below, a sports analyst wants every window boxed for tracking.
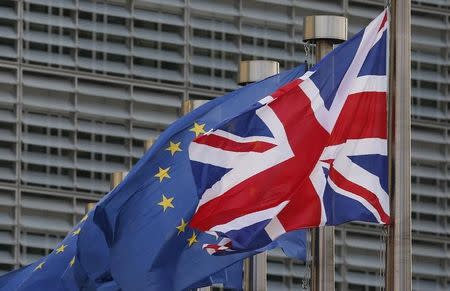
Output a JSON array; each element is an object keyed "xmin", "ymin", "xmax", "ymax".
[
  {"xmin": 51, "ymin": 7, "xmax": 59, "ymax": 16},
  {"xmin": 29, "ymin": 4, "xmax": 47, "ymax": 14},
  {"xmin": 107, "ymin": 54, "xmax": 126, "ymax": 63},
  {"xmin": 29, "ymin": 23, "xmax": 47, "ymax": 33},
  {"xmin": 107, "ymin": 35, "xmax": 126, "ymax": 45},
  {"xmin": 108, "ymin": 16, "xmax": 125, "ymax": 25},
  {"xmin": 134, "ymin": 20, "xmax": 157, "ymax": 31},
  {"xmin": 193, "ymin": 29, "xmax": 211, "ymax": 39},
  {"xmin": 79, "ymin": 49, "xmax": 93, "ymax": 59},
  {"xmin": 29, "ymin": 42, "xmax": 47, "ymax": 52},
  {"xmin": 78, "ymin": 30, "xmax": 93, "ymax": 40},
  {"xmin": 161, "ymin": 61, "xmax": 179, "ymax": 71},
  {"xmin": 79, "ymin": 11, "xmax": 92, "ymax": 21}
]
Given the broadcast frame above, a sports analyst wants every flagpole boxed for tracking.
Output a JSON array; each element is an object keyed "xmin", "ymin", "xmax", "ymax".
[
  {"xmin": 181, "ymin": 100, "xmax": 214, "ymax": 291},
  {"xmin": 303, "ymin": 15, "xmax": 347, "ymax": 291},
  {"xmin": 238, "ymin": 60, "xmax": 279, "ymax": 291},
  {"xmin": 385, "ymin": 0, "xmax": 412, "ymax": 290},
  {"xmin": 85, "ymin": 202, "xmax": 96, "ymax": 215},
  {"xmin": 184, "ymin": 98, "xmax": 267, "ymax": 291},
  {"xmin": 110, "ymin": 171, "xmax": 128, "ymax": 190}
]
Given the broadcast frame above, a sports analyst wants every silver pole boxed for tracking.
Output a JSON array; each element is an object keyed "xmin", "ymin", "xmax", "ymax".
[
  {"xmin": 385, "ymin": 1, "xmax": 412, "ymax": 290},
  {"xmin": 238, "ymin": 60, "xmax": 280, "ymax": 291},
  {"xmin": 181, "ymin": 99, "xmax": 213, "ymax": 291},
  {"xmin": 110, "ymin": 171, "xmax": 128, "ymax": 190},
  {"xmin": 310, "ymin": 39, "xmax": 335, "ymax": 290},
  {"xmin": 85, "ymin": 202, "xmax": 96, "ymax": 214},
  {"xmin": 242, "ymin": 254, "xmax": 268, "ymax": 291},
  {"xmin": 144, "ymin": 138, "xmax": 155, "ymax": 151},
  {"xmin": 303, "ymin": 15, "xmax": 348, "ymax": 291}
]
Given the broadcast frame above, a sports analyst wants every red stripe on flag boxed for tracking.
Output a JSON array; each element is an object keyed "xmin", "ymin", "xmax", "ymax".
[
  {"xmin": 329, "ymin": 166, "xmax": 390, "ymax": 224},
  {"xmin": 329, "ymin": 91, "xmax": 387, "ymax": 145},
  {"xmin": 195, "ymin": 134, "xmax": 276, "ymax": 153},
  {"xmin": 378, "ymin": 12, "xmax": 388, "ymax": 32},
  {"xmin": 275, "ymin": 177, "xmax": 324, "ymax": 231}
]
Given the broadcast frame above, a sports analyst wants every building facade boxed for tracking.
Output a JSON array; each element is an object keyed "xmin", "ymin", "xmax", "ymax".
[{"xmin": 0, "ymin": 0, "xmax": 447, "ymax": 290}]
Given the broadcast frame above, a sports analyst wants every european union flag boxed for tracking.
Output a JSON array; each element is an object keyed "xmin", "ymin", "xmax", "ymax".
[
  {"xmin": 0, "ymin": 212, "xmax": 119, "ymax": 291},
  {"xmin": 75, "ymin": 64, "xmax": 308, "ymax": 290}
]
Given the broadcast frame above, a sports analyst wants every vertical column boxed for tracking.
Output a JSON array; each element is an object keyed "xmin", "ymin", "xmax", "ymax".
[
  {"xmin": 247, "ymin": 254, "xmax": 267, "ymax": 291},
  {"xmin": 110, "ymin": 171, "xmax": 128, "ymax": 190},
  {"xmin": 15, "ymin": 0, "xmax": 24, "ymax": 269},
  {"xmin": 303, "ymin": 15, "xmax": 348, "ymax": 291},
  {"xmin": 181, "ymin": 99, "xmax": 211, "ymax": 291},
  {"xmin": 144, "ymin": 138, "xmax": 154, "ymax": 152},
  {"xmin": 385, "ymin": 1, "xmax": 412, "ymax": 290},
  {"xmin": 87, "ymin": 166, "xmax": 129, "ymax": 214},
  {"xmin": 183, "ymin": 0, "xmax": 190, "ymax": 99},
  {"xmin": 85, "ymin": 202, "xmax": 96, "ymax": 214},
  {"xmin": 187, "ymin": 60, "xmax": 278, "ymax": 289},
  {"xmin": 238, "ymin": 60, "xmax": 280, "ymax": 291}
]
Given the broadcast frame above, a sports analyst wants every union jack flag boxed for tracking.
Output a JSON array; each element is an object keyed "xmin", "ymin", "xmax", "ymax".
[{"xmin": 189, "ymin": 10, "xmax": 389, "ymax": 254}]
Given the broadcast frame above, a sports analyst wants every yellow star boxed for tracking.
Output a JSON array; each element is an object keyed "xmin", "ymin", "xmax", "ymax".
[
  {"xmin": 72, "ymin": 228, "xmax": 81, "ymax": 236},
  {"xmin": 56, "ymin": 244, "xmax": 67, "ymax": 254},
  {"xmin": 190, "ymin": 122, "xmax": 206, "ymax": 137},
  {"xmin": 34, "ymin": 262, "xmax": 45, "ymax": 271},
  {"xmin": 154, "ymin": 167, "xmax": 171, "ymax": 182},
  {"xmin": 157, "ymin": 195, "xmax": 174, "ymax": 212},
  {"xmin": 165, "ymin": 141, "xmax": 182, "ymax": 156},
  {"xmin": 80, "ymin": 214, "xmax": 88, "ymax": 222},
  {"xmin": 176, "ymin": 218, "xmax": 188, "ymax": 235},
  {"xmin": 187, "ymin": 231, "xmax": 198, "ymax": 247},
  {"xmin": 70, "ymin": 256, "xmax": 75, "ymax": 267}
]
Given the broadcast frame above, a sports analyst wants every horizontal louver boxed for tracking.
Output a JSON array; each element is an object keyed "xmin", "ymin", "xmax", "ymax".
[{"xmin": 0, "ymin": 0, "xmax": 447, "ymax": 289}]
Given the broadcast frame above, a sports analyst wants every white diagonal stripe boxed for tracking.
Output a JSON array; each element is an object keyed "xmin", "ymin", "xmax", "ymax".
[
  {"xmin": 320, "ymin": 138, "xmax": 387, "ymax": 161},
  {"xmin": 309, "ymin": 161, "xmax": 330, "ymax": 226},
  {"xmin": 328, "ymin": 178, "xmax": 382, "ymax": 223},
  {"xmin": 212, "ymin": 129, "xmax": 276, "ymax": 145},
  {"xmin": 209, "ymin": 201, "xmax": 289, "ymax": 233},
  {"xmin": 333, "ymin": 155, "xmax": 389, "ymax": 216},
  {"xmin": 189, "ymin": 142, "xmax": 260, "ymax": 168},
  {"xmin": 349, "ymin": 75, "xmax": 387, "ymax": 95},
  {"xmin": 264, "ymin": 216, "xmax": 287, "ymax": 240},
  {"xmin": 258, "ymin": 95, "xmax": 274, "ymax": 104}
]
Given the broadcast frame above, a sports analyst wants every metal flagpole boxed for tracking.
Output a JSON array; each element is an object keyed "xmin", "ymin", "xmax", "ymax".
[
  {"xmin": 302, "ymin": 15, "xmax": 347, "ymax": 291},
  {"xmin": 181, "ymin": 99, "xmax": 213, "ymax": 291},
  {"xmin": 110, "ymin": 171, "xmax": 128, "ymax": 190},
  {"xmin": 83, "ymin": 170, "xmax": 128, "ymax": 223},
  {"xmin": 238, "ymin": 60, "xmax": 279, "ymax": 291},
  {"xmin": 385, "ymin": 0, "xmax": 412, "ymax": 290},
  {"xmin": 85, "ymin": 202, "xmax": 96, "ymax": 214}
]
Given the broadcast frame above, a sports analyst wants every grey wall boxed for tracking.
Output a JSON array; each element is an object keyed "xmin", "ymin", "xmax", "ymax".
[{"xmin": 0, "ymin": 0, "xmax": 448, "ymax": 290}]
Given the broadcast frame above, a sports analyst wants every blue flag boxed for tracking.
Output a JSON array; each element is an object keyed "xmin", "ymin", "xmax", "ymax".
[
  {"xmin": 76, "ymin": 64, "xmax": 308, "ymax": 290},
  {"xmin": 0, "ymin": 214, "xmax": 119, "ymax": 291}
]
